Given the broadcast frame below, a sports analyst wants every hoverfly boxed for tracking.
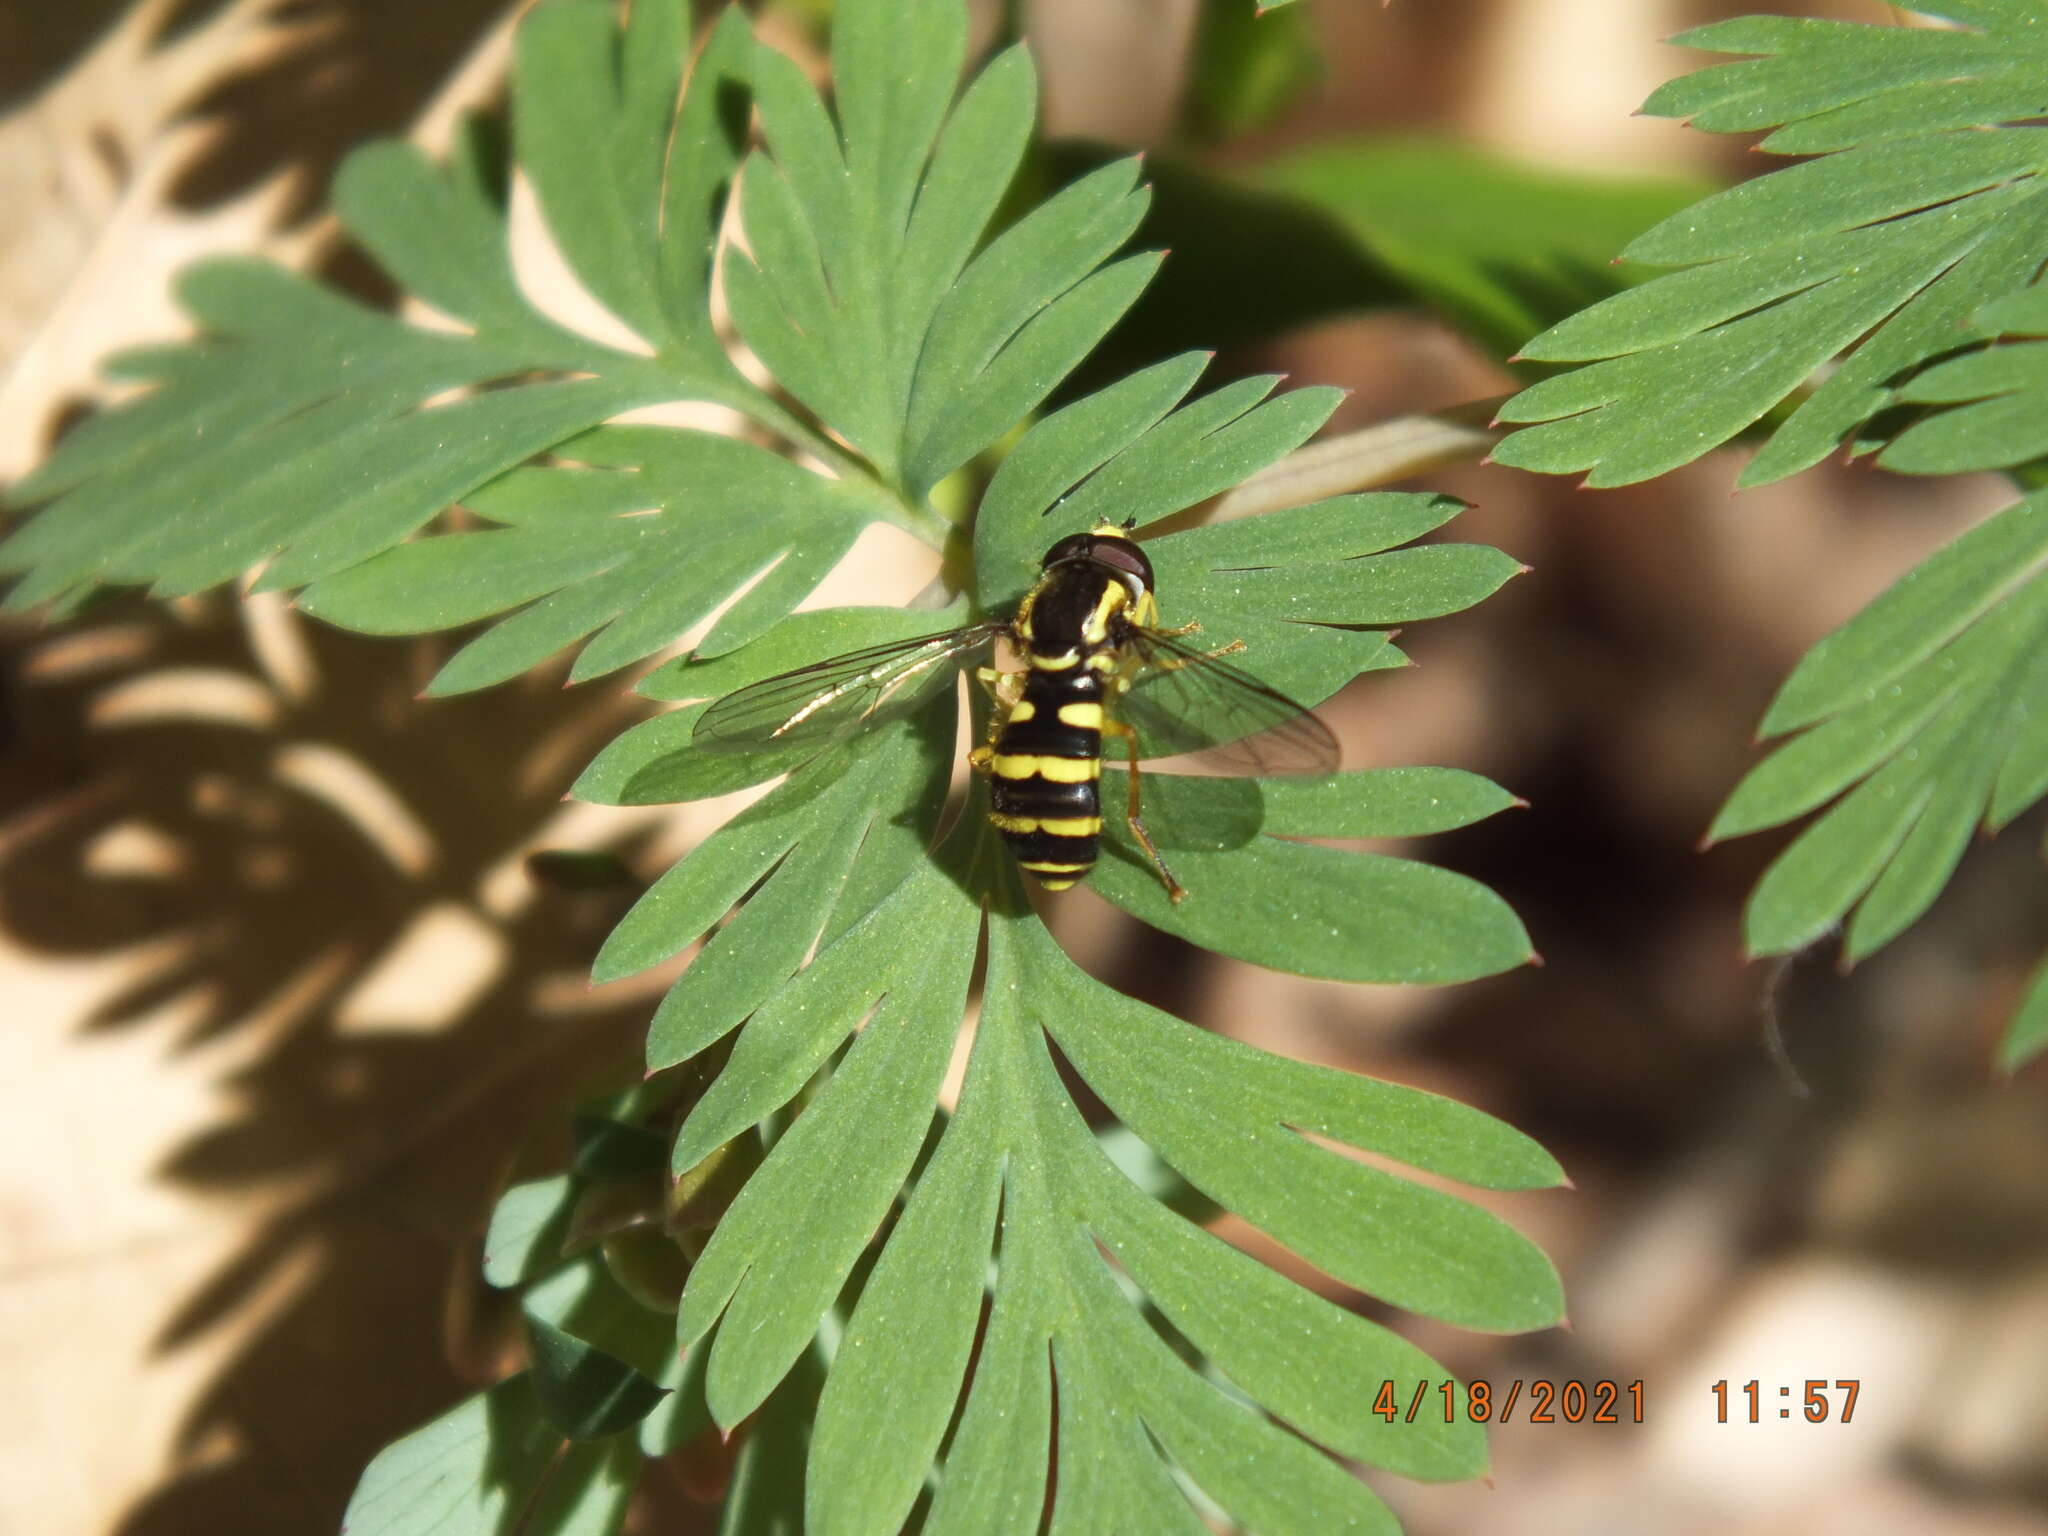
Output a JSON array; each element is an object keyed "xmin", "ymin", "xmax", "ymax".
[{"xmin": 692, "ymin": 521, "xmax": 1339, "ymax": 901}]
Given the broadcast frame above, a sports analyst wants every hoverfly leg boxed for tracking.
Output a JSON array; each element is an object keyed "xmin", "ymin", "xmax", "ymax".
[
  {"xmin": 1153, "ymin": 635, "xmax": 1247, "ymax": 670},
  {"xmin": 970, "ymin": 666, "xmax": 1024, "ymax": 776},
  {"xmin": 974, "ymin": 664, "xmax": 1025, "ymax": 707},
  {"xmin": 1103, "ymin": 718, "xmax": 1186, "ymax": 904}
]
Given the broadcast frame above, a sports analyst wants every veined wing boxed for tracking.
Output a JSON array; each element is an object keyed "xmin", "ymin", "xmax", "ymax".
[
  {"xmin": 1119, "ymin": 627, "xmax": 1341, "ymax": 775},
  {"xmin": 692, "ymin": 625, "xmax": 1002, "ymax": 753}
]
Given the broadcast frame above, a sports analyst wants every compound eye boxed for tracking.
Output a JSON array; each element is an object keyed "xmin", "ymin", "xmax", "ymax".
[
  {"xmin": 1041, "ymin": 534, "xmax": 1094, "ymax": 569},
  {"xmin": 1087, "ymin": 537, "xmax": 1152, "ymax": 586}
]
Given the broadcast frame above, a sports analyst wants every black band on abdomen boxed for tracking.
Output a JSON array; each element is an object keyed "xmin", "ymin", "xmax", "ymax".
[
  {"xmin": 990, "ymin": 773, "xmax": 1096, "ymax": 819},
  {"xmin": 1011, "ymin": 827, "xmax": 1099, "ymax": 866},
  {"xmin": 1003, "ymin": 671, "xmax": 1102, "ymax": 759},
  {"xmin": 998, "ymin": 713, "xmax": 1099, "ymax": 760}
]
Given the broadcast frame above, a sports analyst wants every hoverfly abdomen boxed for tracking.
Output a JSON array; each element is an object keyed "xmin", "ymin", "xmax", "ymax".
[
  {"xmin": 988, "ymin": 668, "xmax": 1107, "ymax": 890},
  {"xmin": 982, "ymin": 533, "xmax": 1140, "ymax": 892}
]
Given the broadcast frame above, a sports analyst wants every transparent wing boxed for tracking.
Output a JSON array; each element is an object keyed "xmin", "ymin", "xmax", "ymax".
[
  {"xmin": 1119, "ymin": 627, "xmax": 1341, "ymax": 776},
  {"xmin": 692, "ymin": 625, "xmax": 1002, "ymax": 753}
]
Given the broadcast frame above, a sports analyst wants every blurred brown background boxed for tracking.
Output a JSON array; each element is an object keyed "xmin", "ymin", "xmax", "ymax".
[{"xmin": 2, "ymin": 1, "xmax": 2045, "ymax": 1532}]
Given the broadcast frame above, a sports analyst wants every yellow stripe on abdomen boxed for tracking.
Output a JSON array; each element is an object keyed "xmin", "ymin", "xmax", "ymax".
[
  {"xmin": 991, "ymin": 753, "xmax": 1100, "ymax": 783},
  {"xmin": 988, "ymin": 813, "xmax": 1102, "ymax": 836}
]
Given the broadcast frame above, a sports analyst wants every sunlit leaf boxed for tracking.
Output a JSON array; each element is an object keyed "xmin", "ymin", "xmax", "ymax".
[
  {"xmin": 484, "ymin": 1175, "xmax": 579, "ymax": 1289},
  {"xmin": 1095, "ymin": 772, "xmax": 1531, "ymax": 983},
  {"xmin": 3, "ymin": 5, "xmax": 774, "ymax": 615},
  {"xmin": 1884, "ymin": 276, "xmax": 2048, "ymax": 474},
  {"xmin": 1493, "ymin": 5, "xmax": 2048, "ymax": 487},
  {"xmin": 299, "ymin": 425, "xmax": 892, "ymax": 688},
  {"xmin": 1711, "ymin": 492, "xmax": 2048, "ymax": 962},
  {"xmin": 341, "ymin": 1375, "xmax": 637, "ymax": 1536},
  {"xmin": 14, "ymin": 0, "xmax": 1564, "ymax": 1529},
  {"xmin": 621, "ymin": 364, "xmax": 1548, "ymax": 1524},
  {"xmin": 786, "ymin": 891, "xmax": 1561, "ymax": 1535}
]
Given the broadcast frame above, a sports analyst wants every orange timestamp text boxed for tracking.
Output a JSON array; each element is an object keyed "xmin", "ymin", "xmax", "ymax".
[
  {"xmin": 1371, "ymin": 1379, "xmax": 1645, "ymax": 1424},
  {"xmin": 1711, "ymin": 1379, "xmax": 1860, "ymax": 1423}
]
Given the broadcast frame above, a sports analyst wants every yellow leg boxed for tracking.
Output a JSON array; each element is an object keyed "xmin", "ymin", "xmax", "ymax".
[
  {"xmin": 970, "ymin": 709, "xmax": 1001, "ymax": 773},
  {"xmin": 1152, "ymin": 635, "xmax": 1247, "ymax": 671},
  {"xmin": 1103, "ymin": 718, "xmax": 1185, "ymax": 903},
  {"xmin": 975, "ymin": 665, "xmax": 1025, "ymax": 707},
  {"xmin": 971, "ymin": 668, "xmax": 1024, "ymax": 775}
]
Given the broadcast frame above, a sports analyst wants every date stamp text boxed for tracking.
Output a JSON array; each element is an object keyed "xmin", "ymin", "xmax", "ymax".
[{"xmin": 1370, "ymin": 1379, "xmax": 1645, "ymax": 1424}]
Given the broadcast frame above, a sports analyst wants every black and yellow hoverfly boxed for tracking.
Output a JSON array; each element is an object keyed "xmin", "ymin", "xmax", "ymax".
[{"xmin": 693, "ymin": 521, "xmax": 1338, "ymax": 901}]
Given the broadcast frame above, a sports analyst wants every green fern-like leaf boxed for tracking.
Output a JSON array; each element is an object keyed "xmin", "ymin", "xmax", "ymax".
[
  {"xmin": 1486, "ymin": 1, "xmax": 2048, "ymax": 1071},
  {"xmin": 567, "ymin": 4, "xmax": 1551, "ymax": 1523},
  {"xmin": 585, "ymin": 420, "xmax": 1549, "ymax": 1531},
  {"xmin": 1884, "ymin": 276, "xmax": 2048, "ymax": 474},
  {"xmin": 342, "ymin": 1375, "xmax": 641, "ymax": 1536},
  {"xmin": 1492, "ymin": 3, "xmax": 2048, "ymax": 487},
  {"xmin": 792, "ymin": 887, "xmax": 1558, "ymax": 1536},
  {"xmin": 1708, "ymin": 490, "xmax": 2048, "ymax": 982},
  {"xmin": 2, "ymin": 6, "xmax": 788, "ymax": 617},
  {"xmin": 4, "ymin": 0, "xmax": 1565, "ymax": 1527},
  {"xmin": 344, "ymin": 1251, "xmax": 693, "ymax": 1535}
]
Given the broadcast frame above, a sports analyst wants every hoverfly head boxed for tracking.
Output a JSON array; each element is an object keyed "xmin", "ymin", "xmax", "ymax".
[{"xmin": 1041, "ymin": 521, "xmax": 1154, "ymax": 595}]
